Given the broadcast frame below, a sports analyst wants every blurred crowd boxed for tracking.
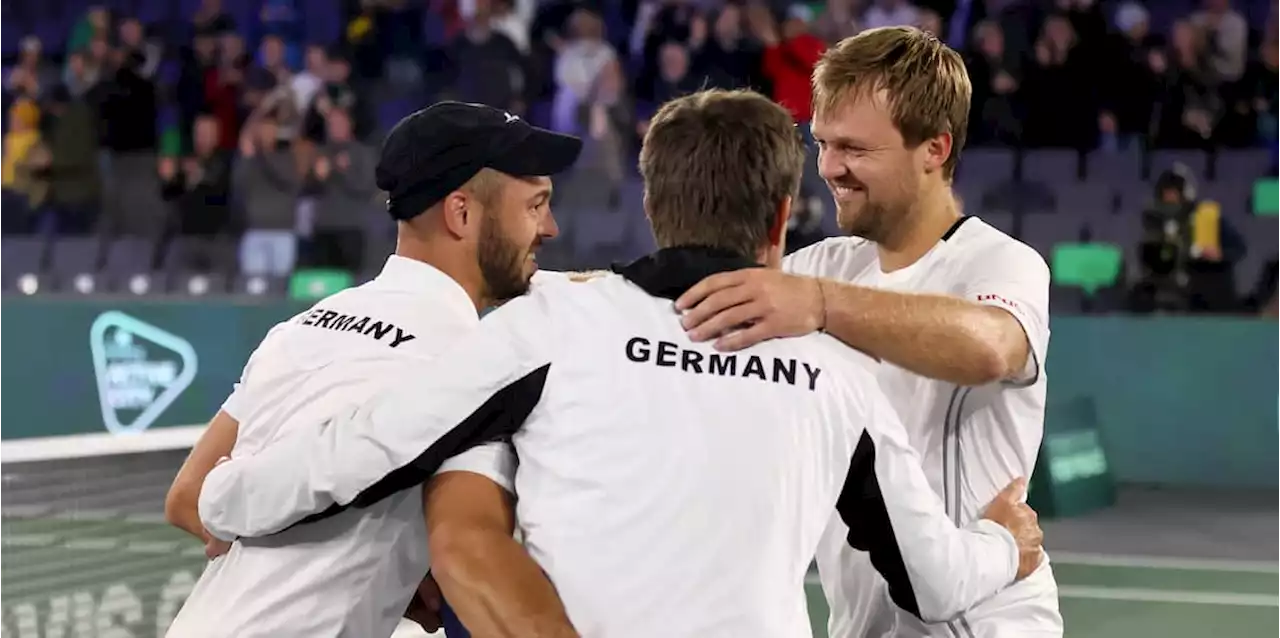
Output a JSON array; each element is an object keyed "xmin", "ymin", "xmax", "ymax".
[{"xmin": 1, "ymin": 0, "xmax": 1276, "ymax": 278}]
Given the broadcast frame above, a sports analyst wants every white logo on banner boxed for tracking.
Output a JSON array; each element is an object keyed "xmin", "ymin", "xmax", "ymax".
[{"xmin": 89, "ymin": 312, "xmax": 198, "ymax": 435}]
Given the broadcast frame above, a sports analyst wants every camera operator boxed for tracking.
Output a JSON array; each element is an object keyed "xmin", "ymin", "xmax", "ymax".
[{"xmin": 1131, "ymin": 164, "xmax": 1245, "ymax": 313}]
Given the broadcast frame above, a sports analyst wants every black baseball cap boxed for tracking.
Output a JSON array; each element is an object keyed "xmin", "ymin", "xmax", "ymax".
[{"xmin": 376, "ymin": 102, "xmax": 584, "ymax": 221}]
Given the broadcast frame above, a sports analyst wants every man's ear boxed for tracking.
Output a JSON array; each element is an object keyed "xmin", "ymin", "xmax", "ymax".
[
  {"xmin": 924, "ymin": 132, "xmax": 953, "ymax": 175},
  {"xmin": 767, "ymin": 195, "xmax": 793, "ymax": 247},
  {"xmin": 440, "ymin": 191, "xmax": 472, "ymax": 239}
]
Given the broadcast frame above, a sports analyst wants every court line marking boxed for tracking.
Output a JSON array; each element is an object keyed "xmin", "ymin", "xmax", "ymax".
[
  {"xmin": 1051, "ymin": 551, "xmax": 1279, "ymax": 573},
  {"xmin": 1056, "ymin": 585, "xmax": 1279, "ymax": 607},
  {"xmin": 1, "ymin": 425, "xmax": 203, "ymax": 463}
]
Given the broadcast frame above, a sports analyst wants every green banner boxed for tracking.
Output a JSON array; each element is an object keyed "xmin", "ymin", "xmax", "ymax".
[
  {"xmin": 2, "ymin": 299, "xmax": 1276, "ymax": 487},
  {"xmin": 1047, "ymin": 317, "xmax": 1278, "ymax": 488},
  {"xmin": 1, "ymin": 299, "xmax": 306, "ymax": 439}
]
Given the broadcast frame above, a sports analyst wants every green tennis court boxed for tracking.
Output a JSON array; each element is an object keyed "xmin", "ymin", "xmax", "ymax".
[{"xmin": 3, "ymin": 515, "xmax": 1276, "ymax": 637}]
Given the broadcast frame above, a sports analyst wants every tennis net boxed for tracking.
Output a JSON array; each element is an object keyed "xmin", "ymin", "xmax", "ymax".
[{"xmin": 1, "ymin": 433, "xmax": 205, "ymax": 636}]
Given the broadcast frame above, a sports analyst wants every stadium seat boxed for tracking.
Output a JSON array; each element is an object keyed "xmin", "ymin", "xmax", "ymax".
[
  {"xmin": 111, "ymin": 272, "xmax": 168, "ymax": 295},
  {"xmin": 1219, "ymin": 149, "xmax": 1274, "ymax": 182},
  {"xmin": 164, "ymin": 236, "xmax": 235, "ymax": 273},
  {"xmin": 1022, "ymin": 214, "xmax": 1083, "ymax": 260},
  {"xmin": 168, "ymin": 272, "xmax": 231, "ymax": 296},
  {"xmin": 233, "ymin": 274, "xmax": 289, "ymax": 296},
  {"xmin": 1051, "ymin": 242, "xmax": 1123, "ymax": 294},
  {"xmin": 1021, "ymin": 149, "xmax": 1081, "ymax": 184},
  {"xmin": 2, "ymin": 236, "xmax": 48, "ymax": 278},
  {"xmin": 102, "ymin": 236, "xmax": 158, "ymax": 273},
  {"xmin": 1085, "ymin": 148, "xmax": 1142, "ymax": 184},
  {"xmin": 48, "ymin": 236, "xmax": 103, "ymax": 280}
]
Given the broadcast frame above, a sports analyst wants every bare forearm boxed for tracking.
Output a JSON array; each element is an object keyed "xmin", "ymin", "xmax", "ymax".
[
  {"xmin": 432, "ymin": 530, "xmax": 578, "ymax": 638},
  {"xmin": 820, "ymin": 281, "xmax": 1017, "ymax": 386}
]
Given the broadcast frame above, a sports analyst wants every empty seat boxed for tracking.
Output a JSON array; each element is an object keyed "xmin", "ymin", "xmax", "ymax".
[
  {"xmin": 1058, "ymin": 182, "xmax": 1116, "ymax": 218},
  {"xmin": 102, "ymin": 236, "xmax": 158, "ymax": 274},
  {"xmin": 233, "ymin": 274, "xmax": 289, "ymax": 296},
  {"xmin": 1020, "ymin": 214, "xmax": 1084, "ymax": 261},
  {"xmin": 1086, "ymin": 148, "xmax": 1141, "ymax": 184},
  {"xmin": 168, "ymin": 272, "xmax": 231, "ymax": 296},
  {"xmin": 1022, "ymin": 149, "xmax": 1081, "ymax": 184},
  {"xmin": 48, "ymin": 236, "xmax": 102, "ymax": 278},
  {"xmin": 1216, "ymin": 149, "xmax": 1274, "ymax": 181},
  {"xmin": 55, "ymin": 272, "xmax": 105, "ymax": 294},
  {"xmin": 2, "ymin": 236, "xmax": 47, "ymax": 275},
  {"xmin": 164, "ymin": 236, "xmax": 234, "ymax": 273},
  {"xmin": 105, "ymin": 271, "xmax": 167, "ymax": 296}
]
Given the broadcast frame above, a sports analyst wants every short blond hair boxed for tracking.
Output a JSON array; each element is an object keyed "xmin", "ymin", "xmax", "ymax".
[
  {"xmin": 640, "ymin": 89, "xmax": 806, "ymax": 257},
  {"xmin": 812, "ymin": 26, "xmax": 971, "ymax": 178}
]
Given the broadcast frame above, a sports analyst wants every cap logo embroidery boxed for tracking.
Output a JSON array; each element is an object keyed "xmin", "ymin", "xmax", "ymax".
[{"xmin": 504, "ymin": 112, "xmax": 519, "ymax": 124}]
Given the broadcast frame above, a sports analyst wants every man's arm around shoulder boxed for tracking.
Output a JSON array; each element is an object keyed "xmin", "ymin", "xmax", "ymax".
[
  {"xmin": 426, "ymin": 471, "xmax": 578, "ymax": 638},
  {"xmin": 679, "ymin": 241, "xmax": 1048, "ymax": 386}
]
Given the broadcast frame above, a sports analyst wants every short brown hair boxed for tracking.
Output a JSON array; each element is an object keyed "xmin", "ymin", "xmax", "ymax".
[
  {"xmin": 639, "ymin": 89, "xmax": 806, "ymax": 257},
  {"xmin": 812, "ymin": 26, "xmax": 971, "ymax": 178}
]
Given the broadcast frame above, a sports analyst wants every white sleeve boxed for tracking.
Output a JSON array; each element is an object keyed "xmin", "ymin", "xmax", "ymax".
[
  {"xmin": 953, "ymin": 242, "xmax": 1051, "ymax": 386},
  {"xmin": 840, "ymin": 385, "xmax": 1018, "ymax": 623},
  {"xmin": 782, "ymin": 240, "xmax": 831, "ymax": 276},
  {"xmin": 435, "ymin": 441, "xmax": 517, "ymax": 494},
  {"xmin": 198, "ymin": 292, "xmax": 556, "ymax": 541}
]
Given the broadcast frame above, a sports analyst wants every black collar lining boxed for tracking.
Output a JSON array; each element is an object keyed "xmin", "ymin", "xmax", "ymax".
[
  {"xmin": 941, "ymin": 215, "xmax": 972, "ymax": 241},
  {"xmin": 612, "ymin": 246, "xmax": 763, "ymax": 300}
]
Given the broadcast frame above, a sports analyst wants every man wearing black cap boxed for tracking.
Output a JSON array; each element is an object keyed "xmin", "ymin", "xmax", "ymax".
[
  {"xmin": 199, "ymin": 90, "xmax": 1040, "ymax": 638},
  {"xmin": 164, "ymin": 102, "xmax": 582, "ymax": 638}
]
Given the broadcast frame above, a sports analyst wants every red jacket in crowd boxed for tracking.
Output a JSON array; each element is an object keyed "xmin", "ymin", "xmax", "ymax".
[{"xmin": 762, "ymin": 33, "xmax": 826, "ymax": 124}]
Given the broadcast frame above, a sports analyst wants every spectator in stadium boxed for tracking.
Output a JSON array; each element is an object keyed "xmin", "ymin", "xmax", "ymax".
[
  {"xmin": 175, "ymin": 27, "xmax": 220, "ymax": 153},
  {"xmin": 235, "ymin": 115, "xmax": 302, "ymax": 276},
  {"xmin": 62, "ymin": 52, "xmax": 100, "ymax": 101},
  {"xmin": 2, "ymin": 99, "xmax": 43, "ymax": 234},
  {"xmin": 814, "ymin": 0, "xmax": 864, "ymax": 44},
  {"xmin": 651, "ymin": 42, "xmax": 697, "ymax": 104},
  {"xmin": 193, "ymin": 0, "xmax": 236, "ymax": 35},
  {"xmin": 448, "ymin": 0, "xmax": 528, "ymax": 115},
  {"xmin": 302, "ymin": 50, "xmax": 372, "ymax": 144},
  {"xmin": 1190, "ymin": 0, "xmax": 1247, "ymax": 84},
  {"xmin": 260, "ymin": 0, "xmax": 305, "ymax": 69},
  {"xmin": 1099, "ymin": 2, "xmax": 1161, "ymax": 152},
  {"xmin": 1152, "ymin": 20, "xmax": 1222, "ymax": 148},
  {"xmin": 305, "ymin": 110, "xmax": 377, "ymax": 270},
  {"xmin": 1131, "ymin": 165, "xmax": 1244, "ymax": 313},
  {"xmin": 244, "ymin": 35, "xmax": 293, "ymax": 113},
  {"xmin": 36, "ymin": 86, "xmax": 101, "ymax": 235},
  {"xmin": 99, "ymin": 50, "xmax": 159, "ymax": 155},
  {"xmin": 117, "ymin": 17, "xmax": 162, "ymax": 79},
  {"xmin": 916, "ymin": 8, "xmax": 944, "ymax": 36},
  {"xmin": 1022, "ymin": 13, "xmax": 1096, "ymax": 148},
  {"xmin": 5, "ymin": 37, "xmax": 58, "ymax": 103},
  {"xmin": 753, "ymin": 4, "xmax": 824, "ymax": 129},
  {"xmin": 552, "ymin": 8, "xmax": 618, "ymax": 134},
  {"xmin": 1233, "ymin": 26, "xmax": 1278, "ymax": 148},
  {"xmin": 692, "ymin": 4, "xmax": 763, "ymax": 91},
  {"xmin": 634, "ymin": 0, "xmax": 702, "ymax": 100},
  {"xmin": 290, "ymin": 45, "xmax": 329, "ymax": 124},
  {"xmin": 161, "ymin": 115, "xmax": 233, "ymax": 244},
  {"xmin": 965, "ymin": 19, "xmax": 1022, "ymax": 146},
  {"xmin": 863, "ymin": 0, "xmax": 919, "ymax": 29},
  {"xmin": 574, "ymin": 56, "xmax": 630, "ymax": 211},
  {"xmin": 85, "ymin": 36, "xmax": 113, "ymax": 86},
  {"xmin": 67, "ymin": 5, "xmax": 111, "ymax": 55}
]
